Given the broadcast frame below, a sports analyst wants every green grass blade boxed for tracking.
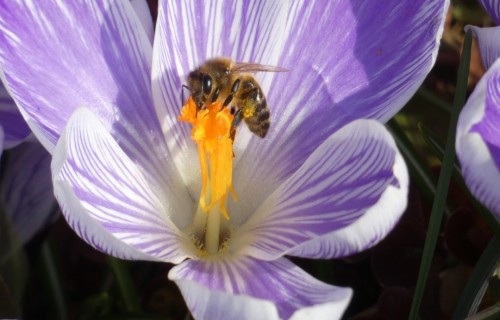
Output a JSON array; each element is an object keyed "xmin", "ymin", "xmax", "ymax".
[
  {"xmin": 387, "ymin": 119, "xmax": 452, "ymax": 216},
  {"xmin": 40, "ymin": 241, "xmax": 68, "ymax": 320},
  {"xmin": 408, "ymin": 30, "xmax": 473, "ymax": 320},
  {"xmin": 417, "ymin": 87, "xmax": 453, "ymax": 113},
  {"xmin": 106, "ymin": 256, "xmax": 141, "ymax": 313},
  {"xmin": 453, "ymin": 236, "xmax": 500, "ymax": 319},
  {"xmin": 387, "ymin": 119, "xmax": 437, "ymax": 202}
]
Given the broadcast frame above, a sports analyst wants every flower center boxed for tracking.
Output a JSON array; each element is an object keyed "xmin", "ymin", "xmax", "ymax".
[{"xmin": 178, "ymin": 97, "xmax": 238, "ymax": 254}]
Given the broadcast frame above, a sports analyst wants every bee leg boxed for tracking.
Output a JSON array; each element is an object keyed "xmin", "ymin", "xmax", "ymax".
[
  {"xmin": 221, "ymin": 94, "xmax": 233, "ymax": 111},
  {"xmin": 230, "ymin": 108, "xmax": 243, "ymax": 142},
  {"xmin": 231, "ymin": 79, "xmax": 240, "ymax": 94},
  {"xmin": 211, "ymin": 87, "xmax": 220, "ymax": 103},
  {"xmin": 231, "ymin": 108, "xmax": 243, "ymax": 127},
  {"xmin": 220, "ymin": 79, "xmax": 241, "ymax": 111}
]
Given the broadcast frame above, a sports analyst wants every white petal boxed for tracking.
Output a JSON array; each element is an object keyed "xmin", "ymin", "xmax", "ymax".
[
  {"xmin": 466, "ymin": 25, "xmax": 500, "ymax": 70},
  {"xmin": 456, "ymin": 57, "xmax": 500, "ymax": 216},
  {"xmin": 233, "ymin": 120, "xmax": 408, "ymax": 259},
  {"xmin": 151, "ymin": 0, "xmax": 289, "ymax": 196},
  {"xmin": 53, "ymin": 108, "xmax": 192, "ymax": 263},
  {"xmin": 130, "ymin": 0, "xmax": 154, "ymax": 43},
  {"xmin": 169, "ymin": 256, "xmax": 352, "ymax": 320},
  {"xmin": 232, "ymin": 0, "xmax": 448, "ymax": 226},
  {"xmin": 0, "ymin": 0, "xmax": 179, "ymax": 196}
]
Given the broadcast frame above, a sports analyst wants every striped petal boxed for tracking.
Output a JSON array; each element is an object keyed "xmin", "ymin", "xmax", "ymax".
[
  {"xmin": 233, "ymin": 0, "xmax": 448, "ymax": 219},
  {"xmin": 456, "ymin": 58, "xmax": 500, "ymax": 217},
  {"xmin": 232, "ymin": 120, "xmax": 408, "ymax": 260},
  {"xmin": 0, "ymin": 141, "xmax": 56, "ymax": 243},
  {"xmin": 479, "ymin": 0, "xmax": 500, "ymax": 25},
  {"xmin": 52, "ymin": 108, "xmax": 192, "ymax": 264},
  {"xmin": 0, "ymin": 0, "xmax": 178, "ymax": 191},
  {"xmin": 152, "ymin": 0, "xmax": 445, "ymax": 214},
  {"xmin": 130, "ymin": 0, "xmax": 154, "ymax": 44},
  {"xmin": 152, "ymin": 0, "xmax": 289, "ymax": 189},
  {"xmin": 466, "ymin": 25, "xmax": 500, "ymax": 70},
  {"xmin": 0, "ymin": 81, "xmax": 29, "ymax": 149},
  {"xmin": 169, "ymin": 256, "xmax": 352, "ymax": 320}
]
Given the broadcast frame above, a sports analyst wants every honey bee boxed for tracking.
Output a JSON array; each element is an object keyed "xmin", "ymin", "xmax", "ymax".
[{"xmin": 185, "ymin": 58, "xmax": 286, "ymax": 140}]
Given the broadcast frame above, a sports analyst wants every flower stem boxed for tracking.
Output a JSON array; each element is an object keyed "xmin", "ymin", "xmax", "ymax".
[{"xmin": 408, "ymin": 30, "xmax": 472, "ymax": 319}]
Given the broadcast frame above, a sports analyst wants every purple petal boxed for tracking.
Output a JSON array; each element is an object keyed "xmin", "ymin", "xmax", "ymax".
[
  {"xmin": 0, "ymin": 81, "xmax": 30, "ymax": 149},
  {"xmin": 479, "ymin": 0, "xmax": 500, "ymax": 25},
  {"xmin": 0, "ymin": 141, "xmax": 56, "ymax": 243},
  {"xmin": 130, "ymin": 0, "xmax": 154, "ymax": 44},
  {"xmin": 169, "ymin": 256, "xmax": 352, "ymax": 320},
  {"xmin": 0, "ymin": 1, "xmax": 175, "ymax": 189},
  {"xmin": 0, "ymin": 126, "xmax": 3, "ymax": 153},
  {"xmin": 52, "ymin": 108, "xmax": 192, "ymax": 263},
  {"xmin": 232, "ymin": 120, "xmax": 408, "ymax": 259},
  {"xmin": 152, "ymin": 0, "xmax": 289, "ymax": 188},
  {"xmin": 465, "ymin": 25, "xmax": 500, "ymax": 70},
  {"xmin": 152, "ymin": 0, "xmax": 445, "ymax": 223},
  {"xmin": 234, "ymin": 0, "xmax": 447, "ymax": 215},
  {"xmin": 456, "ymin": 58, "xmax": 500, "ymax": 217}
]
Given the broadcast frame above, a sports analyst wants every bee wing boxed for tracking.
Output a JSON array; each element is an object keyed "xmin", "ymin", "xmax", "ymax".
[{"xmin": 232, "ymin": 62, "xmax": 288, "ymax": 73}]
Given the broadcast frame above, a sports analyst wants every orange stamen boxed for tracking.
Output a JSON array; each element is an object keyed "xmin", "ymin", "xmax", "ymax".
[{"xmin": 178, "ymin": 97, "xmax": 237, "ymax": 220}]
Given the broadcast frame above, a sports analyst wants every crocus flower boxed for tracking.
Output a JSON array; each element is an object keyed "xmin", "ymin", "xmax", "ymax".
[
  {"xmin": 0, "ymin": 80, "xmax": 30, "ymax": 149},
  {"xmin": 464, "ymin": 0, "xmax": 500, "ymax": 71},
  {"xmin": 0, "ymin": 80, "xmax": 56, "ymax": 244},
  {"xmin": 0, "ymin": 140, "xmax": 55, "ymax": 244},
  {"xmin": 456, "ymin": 1, "xmax": 500, "ymax": 218},
  {"xmin": 479, "ymin": 0, "xmax": 500, "ymax": 25},
  {"xmin": 0, "ymin": 0, "xmax": 448, "ymax": 318}
]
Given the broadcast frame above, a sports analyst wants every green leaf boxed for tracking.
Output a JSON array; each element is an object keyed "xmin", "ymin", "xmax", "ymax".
[
  {"xmin": 416, "ymin": 87, "xmax": 452, "ymax": 113},
  {"xmin": 106, "ymin": 256, "xmax": 141, "ymax": 313},
  {"xmin": 40, "ymin": 240, "xmax": 69, "ymax": 320},
  {"xmin": 77, "ymin": 292, "xmax": 111, "ymax": 320},
  {"xmin": 0, "ymin": 275, "xmax": 17, "ymax": 318},
  {"xmin": 387, "ymin": 119, "xmax": 440, "ymax": 208},
  {"xmin": 409, "ymin": 30, "xmax": 473, "ymax": 320},
  {"xmin": 0, "ymin": 205, "xmax": 28, "ymax": 317},
  {"xmin": 453, "ymin": 236, "xmax": 500, "ymax": 319}
]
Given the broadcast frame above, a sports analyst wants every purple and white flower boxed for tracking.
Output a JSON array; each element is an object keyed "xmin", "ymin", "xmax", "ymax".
[
  {"xmin": 0, "ymin": 0, "xmax": 448, "ymax": 318},
  {"xmin": 0, "ymin": 80, "xmax": 30, "ymax": 149},
  {"xmin": 479, "ymin": 0, "xmax": 500, "ymax": 25},
  {"xmin": 464, "ymin": 0, "xmax": 500, "ymax": 70},
  {"xmin": 1, "ymin": 140, "xmax": 55, "ymax": 244},
  {"xmin": 0, "ymin": 80, "xmax": 55, "ymax": 244},
  {"xmin": 456, "ymin": 2, "xmax": 500, "ymax": 218}
]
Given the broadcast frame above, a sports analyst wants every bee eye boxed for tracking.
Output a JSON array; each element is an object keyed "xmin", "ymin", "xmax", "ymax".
[{"xmin": 201, "ymin": 74, "xmax": 212, "ymax": 95}]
